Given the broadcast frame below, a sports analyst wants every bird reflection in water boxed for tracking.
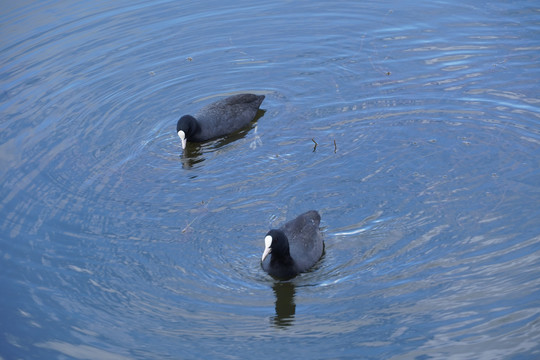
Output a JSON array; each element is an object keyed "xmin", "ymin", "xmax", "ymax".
[{"xmin": 271, "ymin": 281, "xmax": 296, "ymax": 328}]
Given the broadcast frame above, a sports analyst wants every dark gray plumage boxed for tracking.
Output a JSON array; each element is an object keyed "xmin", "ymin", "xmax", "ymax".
[
  {"xmin": 176, "ymin": 93, "xmax": 265, "ymax": 149},
  {"xmin": 261, "ymin": 210, "xmax": 324, "ymax": 279}
]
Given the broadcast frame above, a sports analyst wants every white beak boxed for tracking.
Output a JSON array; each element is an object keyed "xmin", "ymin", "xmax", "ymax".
[
  {"xmin": 261, "ymin": 235, "xmax": 273, "ymax": 261},
  {"xmin": 178, "ymin": 130, "xmax": 187, "ymax": 149}
]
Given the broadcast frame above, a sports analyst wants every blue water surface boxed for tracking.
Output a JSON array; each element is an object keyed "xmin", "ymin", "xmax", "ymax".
[{"xmin": 1, "ymin": 0, "xmax": 540, "ymax": 359}]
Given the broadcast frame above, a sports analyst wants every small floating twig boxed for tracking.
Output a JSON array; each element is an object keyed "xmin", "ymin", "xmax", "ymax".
[
  {"xmin": 334, "ymin": 139, "xmax": 337, "ymax": 153},
  {"xmin": 181, "ymin": 200, "xmax": 210, "ymax": 233},
  {"xmin": 312, "ymin": 138, "xmax": 318, "ymax": 152}
]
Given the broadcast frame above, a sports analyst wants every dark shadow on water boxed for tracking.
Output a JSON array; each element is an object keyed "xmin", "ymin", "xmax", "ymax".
[
  {"xmin": 271, "ymin": 281, "xmax": 296, "ymax": 328},
  {"xmin": 179, "ymin": 109, "xmax": 266, "ymax": 170}
]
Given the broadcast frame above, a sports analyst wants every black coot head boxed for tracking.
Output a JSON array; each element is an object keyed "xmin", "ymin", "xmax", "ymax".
[
  {"xmin": 176, "ymin": 115, "xmax": 198, "ymax": 149},
  {"xmin": 262, "ymin": 229, "xmax": 291, "ymax": 263}
]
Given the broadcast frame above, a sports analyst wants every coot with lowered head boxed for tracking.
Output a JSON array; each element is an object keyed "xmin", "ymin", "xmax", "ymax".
[
  {"xmin": 261, "ymin": 210, "xmax": 324, "ymax": 279},
  {"xmin": 176, "ymin": 93, "xmax": 265, "ymax": 149}
]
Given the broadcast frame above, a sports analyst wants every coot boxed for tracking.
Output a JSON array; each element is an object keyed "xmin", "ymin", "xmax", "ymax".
[
  {"xmin": 261, "ymin": 210, "xmax": 324, "ymax": 279},
  {"xmin": 176, "ymin": 93, "xmax": 265, "ymax": 149}
]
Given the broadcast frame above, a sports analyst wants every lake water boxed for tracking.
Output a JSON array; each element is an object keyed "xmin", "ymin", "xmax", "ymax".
[{"xmin": 1, "ymin": 1, "xmax": 540, "ymax": 359}]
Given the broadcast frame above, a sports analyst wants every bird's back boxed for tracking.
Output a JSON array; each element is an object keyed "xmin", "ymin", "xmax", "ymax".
[
  {"xmin": 281, "ymin": 210, "xmax": 323, "ymax": 272},
  {"xmin": 194, "ymin": 94, "xmax": 265, "ymax": 141}
]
